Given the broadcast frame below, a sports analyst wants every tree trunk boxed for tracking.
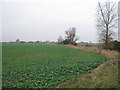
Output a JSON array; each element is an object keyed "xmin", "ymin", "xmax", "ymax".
[{"xmin": 106, "ymin": 24, "xmax": 109, "ymax": 49}]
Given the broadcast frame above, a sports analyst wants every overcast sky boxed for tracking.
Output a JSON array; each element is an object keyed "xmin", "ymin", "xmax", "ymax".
[{"xmin": 0, "ymin": 0, "xmax": 119, "ymax": 42}]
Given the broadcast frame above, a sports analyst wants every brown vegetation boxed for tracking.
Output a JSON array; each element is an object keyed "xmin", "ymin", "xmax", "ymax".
[
  {"xmin": 56, "ymin": 45, "xmax": 119, "ymax": 88},
  {"xmin": 66, "ymin": 45, "xmax": 119, "ymax": 59}
]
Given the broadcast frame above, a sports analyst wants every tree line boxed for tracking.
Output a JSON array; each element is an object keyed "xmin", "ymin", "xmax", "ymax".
[
  {"xmin": 3, "ymin": 1, "xmax": 120, "ymax": 51},
  {"xmin": 58, "ymin": 1, "xmax": 120, "ymax": 51}
]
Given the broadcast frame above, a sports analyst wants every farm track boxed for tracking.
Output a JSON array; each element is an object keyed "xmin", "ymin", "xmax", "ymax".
[{"xmin": 56, "ymin": 45, "xmax": 119, "ymax": 88}]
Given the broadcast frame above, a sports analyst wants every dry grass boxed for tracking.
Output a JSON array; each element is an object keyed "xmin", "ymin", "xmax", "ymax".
[
  {"xmin": 66, "ymin": 45, "xmax": 119, "ymax": 59},
  {"xmin": 57, "ymin": 62, "xmax": 118, "ymax": 88},
  {"xmin": 56, "ymin": 45, "xmax": 120, "ymax": 88},
  {"xmin": 66, "ymin": 45, "xmax": 119, "ymax": 81}
]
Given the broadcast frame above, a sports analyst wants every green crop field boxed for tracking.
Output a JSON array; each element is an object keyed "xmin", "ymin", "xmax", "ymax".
[{"xmin": 2, "ymin": 44, "xmax": 107, "ymax": 88}]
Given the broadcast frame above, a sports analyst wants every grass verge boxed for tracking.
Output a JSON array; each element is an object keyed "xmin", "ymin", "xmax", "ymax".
[{"xmin": 57, "ymin": 45, "xmax": 119, "ymax": 88}]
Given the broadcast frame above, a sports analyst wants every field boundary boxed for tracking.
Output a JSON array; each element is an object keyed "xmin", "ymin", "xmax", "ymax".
[
  {"xmin": 65, "ymin": 45, "xmax": 119, "ymax": 59},
  {"xmin": 56, "ymin": 45, "xmax": 119, "ymax": 88},
  {"xmin": 56, "ymin": 59, "xmax": 119, "ymax": 88}
]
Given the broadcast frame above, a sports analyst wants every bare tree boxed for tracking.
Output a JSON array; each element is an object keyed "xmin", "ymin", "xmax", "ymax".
[
  {"xmin": 96, "ymin": 1, "xmax": 118, "ymax": 49},
  {"xmin": 65, "ymin": 27, "xmax": 79, "ymax": 44},
  {"xmin": 58, "ymin": 36, "xmax": 63, "ymax": 44}
]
